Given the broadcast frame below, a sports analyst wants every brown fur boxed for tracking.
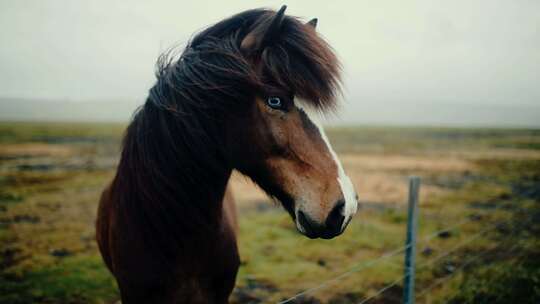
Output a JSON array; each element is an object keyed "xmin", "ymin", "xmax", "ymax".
[
  {"xmin": 96, "ymin": 6, "xmax": 344, "ymax": 303},
  {"xmin": 253, "ymin": 98, "xmax": 342, "ymax": 221}
]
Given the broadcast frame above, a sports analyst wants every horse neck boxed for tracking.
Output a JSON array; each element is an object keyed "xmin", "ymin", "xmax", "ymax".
[{"xmin": 113, "ymin": 102, "xmax": 233, "ymax": 255}]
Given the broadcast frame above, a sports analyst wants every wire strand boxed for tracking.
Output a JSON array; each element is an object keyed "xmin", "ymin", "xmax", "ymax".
[
  {"xmin": 276, "ymin": 244, "xmax": 410, "ymax": 304},
  {"xmin": 276, "ymin": 214, "xmax": 494, "ymax": 303},
  {"xmin": 276, "ymin": 196, "xmax": 518, "ymax": 304},
  {"xmin": 353, "ymin": 218, "xmax": 513, "ymax": 304},
  {"xmin": 415, "ymin": 242, "xmax": 522, "ymax": 299}
]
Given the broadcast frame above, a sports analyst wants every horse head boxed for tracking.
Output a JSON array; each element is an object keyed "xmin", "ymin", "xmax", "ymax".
[{"xmin": 224, "ymin": 6, "xmax": 358, "ymax": 239}]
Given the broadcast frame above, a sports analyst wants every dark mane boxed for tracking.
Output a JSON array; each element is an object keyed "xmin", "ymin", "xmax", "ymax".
[
  {"xmin": 154, "ymin": 8, "xmax": 341, "ymax": 112},
  {"xmin": 109, "ymin": 8, "xmax": 342, "ymax": 261}
]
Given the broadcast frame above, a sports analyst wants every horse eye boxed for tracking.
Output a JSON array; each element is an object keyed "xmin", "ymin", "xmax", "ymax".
[{"xmin": 266, "ymin": 96, "xmax": 283, "ymax": 109}]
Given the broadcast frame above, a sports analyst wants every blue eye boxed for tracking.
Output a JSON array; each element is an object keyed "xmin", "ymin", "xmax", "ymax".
[{"xmin": 266, "ymin": 96, "xmax": 283, "ymax": 109}]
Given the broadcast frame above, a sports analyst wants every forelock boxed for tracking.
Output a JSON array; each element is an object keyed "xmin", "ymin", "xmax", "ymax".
[{"xmin": 259, "ymin": 16, "xmax": 342, "ymax": 112}]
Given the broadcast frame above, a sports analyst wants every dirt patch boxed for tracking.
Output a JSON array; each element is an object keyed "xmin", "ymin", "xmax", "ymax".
[
  {"xmin": 342, "ymin": 153, "xmax": 471, "ymax": 205},
  {"xmin": 327, "ymin": 292, "xmax": 365, "ymax": 304},
  {"xmin": 0, "ymin": 144, "xmax": 73, "ymax": 159},
  {"xmin": 231, "ymin": 277, "xmax": 279, "ymax": 304},
  {"xmin": 512, "ymin": 175, "xmax": 540, "ymax": 201},
  {"xmin": 340, "ymin": 154, "xmax": 473, "ymax": 173},
  {"xmin": 0, "ymin": 247, "xmax": 21, "ymax": 271},
  {"xmin": 12, "ymin": 214, "xmax": 40, "ymax": 224},
  {"xmin": 368, "ymin": 284, "xmax": 402, "ymax": 304},
  {"xmin": 423, "ymin": 172, "xmax": 489, "ymax": 190}
]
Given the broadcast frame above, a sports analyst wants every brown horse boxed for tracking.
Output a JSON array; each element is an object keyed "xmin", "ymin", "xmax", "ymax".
[{"xmin": 96, "ymin": 6, "xmax": 358, "ymax": 304}]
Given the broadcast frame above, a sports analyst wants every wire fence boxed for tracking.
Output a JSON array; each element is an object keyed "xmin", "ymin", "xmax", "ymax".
[
  {"xmin": 277, "ymin": 177, "xmax": 525, "ymax": 304},
  {"xmin": 356, "ymin": 218, "xmax": 517, "ymax": 304},
  {"xmin": 415, "ymin": 242, "xmax": 523, "ymax": 300}
]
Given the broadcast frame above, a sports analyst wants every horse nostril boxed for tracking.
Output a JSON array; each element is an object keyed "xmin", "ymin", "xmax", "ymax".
[
  {"xmin": 298, "ymin": 210, "xmax": 308, "ymax": 228},
  {"xmin": 326, "ymin": 200, "xmax": 346, "ymax": 232},
  {"xmin": 298, "ymin": 210, "xmax": 324, "ymax": 238},
  {"xmin": 297, "ymin": 210, "xmax": 312, "ymax": 233}
]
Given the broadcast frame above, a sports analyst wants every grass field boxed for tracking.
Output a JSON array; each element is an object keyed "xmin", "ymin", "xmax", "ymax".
[{"xmin": 0, "ymin": 122, "xmax": 539, "ymax": 304}]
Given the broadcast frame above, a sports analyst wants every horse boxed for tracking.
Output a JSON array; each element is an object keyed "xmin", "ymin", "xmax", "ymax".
[{"xmin": 96, "ymin": 6, "xmax": 358, "ymax": 304}]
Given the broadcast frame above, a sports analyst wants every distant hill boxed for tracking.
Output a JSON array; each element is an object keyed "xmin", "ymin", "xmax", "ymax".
[
  {"xmin": 0, "ymin": 97, "xmax": 142, "ymax": 123},
  {"xmin": 0, "ymin": 97, "xmax": 539, "ymax": 128}
]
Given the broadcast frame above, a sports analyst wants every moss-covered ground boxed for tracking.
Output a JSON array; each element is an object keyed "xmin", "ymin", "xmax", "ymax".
[{"xmin": 0, "ymin": 122, "xmax": 538, "ymax": 303}]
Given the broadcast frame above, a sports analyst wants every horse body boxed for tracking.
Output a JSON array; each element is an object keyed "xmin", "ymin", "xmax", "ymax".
[
  {"xmin": 97, "ymin": 6, "xmax": 357, "ymax": 303},
  {"xmin": 97, "ymin": 179, "xmax": 239, "ymax": 304}
]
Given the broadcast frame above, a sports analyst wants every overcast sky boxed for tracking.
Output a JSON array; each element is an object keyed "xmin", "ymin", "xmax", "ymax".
[{"xmin": 1, "ymin": 0, "xmax": 539, "ymax": 126}]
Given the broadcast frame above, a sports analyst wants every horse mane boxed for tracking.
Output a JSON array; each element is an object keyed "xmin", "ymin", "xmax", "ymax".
[{"xmin": 110, "ymin": 8, "xmax": 342, "ymax": 261}]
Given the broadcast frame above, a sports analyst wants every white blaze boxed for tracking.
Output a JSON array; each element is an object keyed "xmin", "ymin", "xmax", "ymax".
[{"xmin": 296, "ymin": 100, "xmax": 358, "ymax": 229}]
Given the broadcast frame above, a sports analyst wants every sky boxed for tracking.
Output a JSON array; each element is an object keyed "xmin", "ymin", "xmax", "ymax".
[{"xmin": 1, "ymin": 0, "xmax": 539, "ymax": 126}]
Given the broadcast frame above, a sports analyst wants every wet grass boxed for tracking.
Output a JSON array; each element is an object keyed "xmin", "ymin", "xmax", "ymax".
[
  {"xmin": 0, "ymin": 254, "xmax": 117, "ymax": 304},
  {"xmin": 0, "ymin": 122, "xmax": 539, "ymax": 303}
]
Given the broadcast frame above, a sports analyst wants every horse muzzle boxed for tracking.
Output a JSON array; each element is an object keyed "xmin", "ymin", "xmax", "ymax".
[{"xmin": 295, "ymin": 200, "xmax": 352, "ymax": 239}]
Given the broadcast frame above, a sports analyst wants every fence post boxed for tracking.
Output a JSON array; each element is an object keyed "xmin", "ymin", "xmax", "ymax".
[{"xmin": 403, "ymin": 176, "xmax": 421, "ymax": 304}]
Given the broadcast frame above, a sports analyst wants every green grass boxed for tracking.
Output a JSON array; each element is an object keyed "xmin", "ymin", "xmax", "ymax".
[
  {"xmin": 0, "ymin": 255, "xmax": 118, "ymax": 304},
  {"xmin": 236, "ymin": 208, "xmax": 408, "ymax": 302},
  {"xmin": 0, "ymin": 121, "xmax": 124, "ymax": 144}
]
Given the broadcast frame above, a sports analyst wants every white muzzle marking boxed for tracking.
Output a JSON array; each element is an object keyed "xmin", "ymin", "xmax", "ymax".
[{"xmin": 296, "ymin": 100, "xmax": 358, "ymax": 231}]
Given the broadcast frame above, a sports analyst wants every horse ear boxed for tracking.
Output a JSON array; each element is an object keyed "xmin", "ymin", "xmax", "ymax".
[
  {"xmin": 306, "ymin": 18, "xmax": 318, "ymax": 29},
  {"xmin": 241, "ymin": 5, "xmax": 287, "ymax": 53}
]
